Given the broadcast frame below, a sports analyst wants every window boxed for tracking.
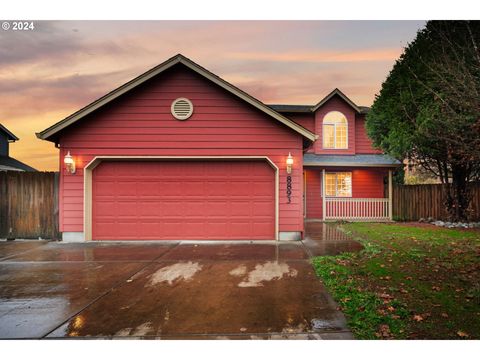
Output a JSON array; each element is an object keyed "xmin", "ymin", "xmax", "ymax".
[
  {"xmin": 324, "ymin": 172, "xmax": 352, "ymax": 197},
  {"xmin": 322, "ymin": 111, "xmax": 348, "ymax": 149}
]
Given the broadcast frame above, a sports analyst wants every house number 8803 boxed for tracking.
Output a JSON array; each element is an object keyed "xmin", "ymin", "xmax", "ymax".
[{"xmin": 286, "ymin": 175, "xmax": 292, "ymax": 204}]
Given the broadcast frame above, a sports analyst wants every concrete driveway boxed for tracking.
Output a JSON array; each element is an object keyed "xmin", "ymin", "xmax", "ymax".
[{"xmin": 0, "ymin": 224, "xmax": 357, "ymax": 339}]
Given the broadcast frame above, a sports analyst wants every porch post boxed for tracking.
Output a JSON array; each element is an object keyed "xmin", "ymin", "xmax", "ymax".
[
  {"xmin": 322, "ymin": 169, "xmax": 326, "ymax": 221},
  {"xmin": 388, "ymin": 169, "xmax": 393, "ymax": 221}
]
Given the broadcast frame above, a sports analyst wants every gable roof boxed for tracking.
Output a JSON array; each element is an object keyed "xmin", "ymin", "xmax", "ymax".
[
  {"xmin": 0, "ymin": 155, "xmax": 37, "ymax": 171},
  {"xmin": 268, "ymin": 90, "xmax": 370, "ymax": 115},
  {"xmin": 37, "ymin": 54, "xmax": 317, "ymax": 142},
  {"xmin": 0, "ymin": 124, "xmax": 19, "ymax": 141},
  {"xmin": 311, "ymin": 88, "xmax": 362, "ymax": 113}
]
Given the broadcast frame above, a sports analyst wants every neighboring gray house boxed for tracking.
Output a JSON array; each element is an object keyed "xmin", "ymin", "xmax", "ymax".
[{"xmin": 0, "ymin": 124, "xmax": 36, "ymax": 171}]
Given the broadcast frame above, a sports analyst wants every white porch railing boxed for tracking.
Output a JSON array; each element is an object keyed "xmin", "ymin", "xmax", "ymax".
[{"xmin": 325, "ymin": 198, "xmax": 390, "ymax": 221}]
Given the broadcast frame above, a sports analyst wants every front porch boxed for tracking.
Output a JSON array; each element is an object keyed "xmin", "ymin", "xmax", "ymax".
[
  {"xmin": 324, "ymin": 197, "xmax": 390, "ymax": 221},
  {"xmin": 303, "ymin": 154, "xmax": 398, "ymax": 222}
]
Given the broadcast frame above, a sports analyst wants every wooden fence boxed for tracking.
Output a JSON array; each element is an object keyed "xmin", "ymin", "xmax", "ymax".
[
  {"xmin": 392, "ymin": 182, "xmax": 480, "ymax": 221},
  {"xmin": 0, "ymin": 171, "xmax": 60, "ymax": 239}
]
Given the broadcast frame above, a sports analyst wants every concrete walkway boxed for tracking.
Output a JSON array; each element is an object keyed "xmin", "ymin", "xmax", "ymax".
[{"xmin": 0, "ymin": 226, "xmax": 359, "ymax": 339}]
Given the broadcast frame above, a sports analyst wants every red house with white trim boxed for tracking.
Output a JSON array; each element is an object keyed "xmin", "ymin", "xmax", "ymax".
[{"xmin": 37, "ymin": 54, "xmax": 400, "ymax": 242}]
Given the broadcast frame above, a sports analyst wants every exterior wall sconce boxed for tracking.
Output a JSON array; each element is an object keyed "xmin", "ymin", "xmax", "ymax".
[
  {"xmin": 64, "ymin": 151, "xmax": 76, "ymax": 174},
  {"xmin": 286, "ymin": 152, "xmax": 294, "ymax": 174}
]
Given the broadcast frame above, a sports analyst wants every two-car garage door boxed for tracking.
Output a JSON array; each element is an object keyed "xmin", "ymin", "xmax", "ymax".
[{"xmin": 92, "ymin": 160, "xmax": 276, "ymax": 240}]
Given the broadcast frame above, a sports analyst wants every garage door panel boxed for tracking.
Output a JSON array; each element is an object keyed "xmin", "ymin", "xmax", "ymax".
[
  {"xmin": 95, "ymin": 181, "xmax": 118, "ymax": 196},
  {"xmin": 94, "ymin": 201, "xmax": 116, "ymax": 217},
  {"xmin": 182, "ymin": 181, "xmax": 206, "ymax": 196},
  {"xmin": 253, "ymin": 201, "xmax": 275, "ymax": 216},
  {"xmin": 183, "ymin": 201, "xmax": 206, "ymax": 216},
  {"xmin": 92, "ymin": 160, "xmax": 275, "ymax": 240},
  {"xmin": 137, "ymin": 182, "xmax": 161, "ymax": 196},
  {"xmin": 115, "ymin": 202, "xmax": 139, "ymax": 216},
  {"xmin": 253, "ymin": 181, "xmax": 274, "ymax": 195},
  {"xmin": 203, "ymin": 201, "xmax": 230, "ymax": 216},
  {"xmin": 155, "ymin": 181, "xmax": 181, "ymax": 195},
  {"xmin": 228, "ymin": 222, "xmax": 253, "ymax": 237},
  {"xmin": 115, "ymin": 182, "xmax": 138, "ymax": 196}
]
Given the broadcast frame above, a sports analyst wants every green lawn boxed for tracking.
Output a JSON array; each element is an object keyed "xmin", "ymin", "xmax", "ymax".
[{"xmin": 312, "ymin": 223, "xmax": 480, "ymax": 339}]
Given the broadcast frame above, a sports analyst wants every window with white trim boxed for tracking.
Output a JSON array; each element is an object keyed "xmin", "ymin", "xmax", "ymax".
[
  {"xmin": 325, "ymin": 172, "xmax": 352, "ymax": 197},
  {"xmin": 322, "ymin": 111, "xmax": 348, "ymax": 149}
]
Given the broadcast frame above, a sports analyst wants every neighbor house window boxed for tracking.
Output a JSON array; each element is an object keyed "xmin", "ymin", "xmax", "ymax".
[
  {"xmin": 325, "ymin": 172, "xmax": 352, "ymax": 197},
  {"xmin": 322, "ymin": 111, "xmax": 348, "ymax": 149}
]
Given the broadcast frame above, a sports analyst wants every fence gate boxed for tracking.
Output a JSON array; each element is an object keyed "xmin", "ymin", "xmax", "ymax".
[{"xmin": 0, "ymin": 171, "xmax": 60, "ymax": 240}]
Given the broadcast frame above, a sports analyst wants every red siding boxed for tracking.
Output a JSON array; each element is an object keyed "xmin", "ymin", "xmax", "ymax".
[
  {"xmin": 314, "ymin": 96, "xmax": 356, "ymax": 155},
  {"xmin": 305, "ymin": 169, "xmax": 323, "ymax": 219},
  {"xmin": 286, "ymin": 113, "xmax": 315, "ymax": 133},
  {"xmin": 304, "ymin": 167, "xmax": 387, "ymax": 219},
  {"xmin": 58, "ymin": 65, "xmax": 304, "ymax": 235},
  {"xmin": 355, "ymin": 115, "xmax": 382, "ymax": 154}
]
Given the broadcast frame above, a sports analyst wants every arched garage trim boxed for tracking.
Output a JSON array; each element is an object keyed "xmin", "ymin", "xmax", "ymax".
[{"xmin": 84, "ymin": 156, "xmax": 279, "ymax": 241}]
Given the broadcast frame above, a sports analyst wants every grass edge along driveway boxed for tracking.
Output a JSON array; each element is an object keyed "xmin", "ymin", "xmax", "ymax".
[{"xmin": 312, "ymin": 223, "xmax": 480, "ymax": 339}]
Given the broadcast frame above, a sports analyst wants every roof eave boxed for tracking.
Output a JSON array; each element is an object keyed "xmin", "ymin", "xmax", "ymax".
[
  {"xmin": 303, "ymin": 162, "xmax": 402, "ymax": 168},
  {"xmin": 0, "ymin": 124, "xmax": 19, "ymax": 141}
]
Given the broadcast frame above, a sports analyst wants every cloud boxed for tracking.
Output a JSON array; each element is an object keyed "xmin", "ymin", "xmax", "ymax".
[
  {"xmin": 0, "ymin": 70, "xmax": 132, "ymax": 119},
  {"xmin": 0, "ymin": 20, "xmax": 423, "ymax": 170},
  {"xmin": 227, "ymin": 48, "xmax": 403, "ymax": 63}
]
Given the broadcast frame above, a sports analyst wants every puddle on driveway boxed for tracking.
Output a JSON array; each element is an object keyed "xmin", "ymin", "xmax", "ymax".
[
  {"xmin": 237, "ymin": 261, "xmax": 298, "ymax": 288},
  {"xmin": 148, "ymin": 261, "xmax": 203, "ymax": 285},
  {"xmin": 302, "ymin": 222, "xmax": 363, "ymax": 256}
]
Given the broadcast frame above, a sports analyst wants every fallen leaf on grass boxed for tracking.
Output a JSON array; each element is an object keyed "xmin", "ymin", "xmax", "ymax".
[
  {"xmin": 432, "ymin": 286, "xmax": 441, "ymax": 291},
  {"xmin": 387, "ymin": 306, "xmax": 396, "ymax": 312},
  {"xmin": 413, "ymin": 314, "xmax": 424, "ymax": 322},
  {"xmin": 379, "ymin": 293, "xmax": 394, "ymax": 299},
  {"xmin": 375, "ymin": 324, "xmax": 392, "ymax": 338},
  {"xmin": 457, "ymin": 330, "xmax": 469, "ymax": 338},
  {"xmin": 441, "ymin": 313, "xmax": 449, "ymax": 318}
]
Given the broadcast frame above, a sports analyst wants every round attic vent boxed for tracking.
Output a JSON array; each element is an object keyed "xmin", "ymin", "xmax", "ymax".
[{"xmin": 171, "ymin": 98, "xmax": 193, "ymax": 120}]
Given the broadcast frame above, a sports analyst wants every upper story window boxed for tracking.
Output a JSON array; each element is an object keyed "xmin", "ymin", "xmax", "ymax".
[{"xmin": 322, "ymin": 111, "xmax": 348, "ymax": 149}]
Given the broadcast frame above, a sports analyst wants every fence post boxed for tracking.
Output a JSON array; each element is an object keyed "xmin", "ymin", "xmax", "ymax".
[{"xmin": 388, "ymin": 170, "xmax": 393, "ymax": 220}]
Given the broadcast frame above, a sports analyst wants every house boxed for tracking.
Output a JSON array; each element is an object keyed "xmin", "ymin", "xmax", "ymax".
[
  {"xmin": 37, "ymin": 54, "xmax": 400, "ymax": 242},
  {"xmin": 0, "ymin": 124, "xmax": 36, "ymax": 172}
]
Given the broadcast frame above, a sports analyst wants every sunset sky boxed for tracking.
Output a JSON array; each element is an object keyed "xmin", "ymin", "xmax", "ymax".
[{"xmin": 0, "ymin": 20, "xmax": 425, "ymax": 171}]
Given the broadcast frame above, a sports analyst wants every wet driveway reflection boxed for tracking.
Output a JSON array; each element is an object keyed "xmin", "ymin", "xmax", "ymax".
[{"xmin": 0, "ymin": 231, "xmax": 355, "ymax": 339}]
